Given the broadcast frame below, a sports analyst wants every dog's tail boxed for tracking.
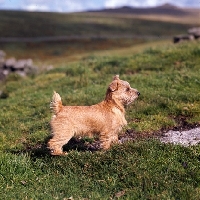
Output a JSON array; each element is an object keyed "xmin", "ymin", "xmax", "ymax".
[{"xmin": 50, "ymin": 91, "xmax": 62, "ymax": 115}]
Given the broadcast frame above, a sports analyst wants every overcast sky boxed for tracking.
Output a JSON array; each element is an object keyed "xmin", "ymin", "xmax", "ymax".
[{"xmin": 0, "ymin": 0, "xmax": 199, "ymax": 12}]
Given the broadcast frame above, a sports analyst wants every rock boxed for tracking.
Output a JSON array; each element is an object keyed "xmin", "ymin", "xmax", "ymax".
[
  {"xmin": 173, "ymin": 34, "xmax": 194, "ymax": 43},
  {"xmin": 13, "ymin": 59, "xmax": 34, "ymax": 76},
  {"xmin": 1, "ymin": 56, "xmax": 38, "ymax": 79},
  {"xmin": 0, "ymin": 50, "xmax": 41, "ymax": 81},
  {"xmin": 4, "ymin": 57, "xmax": 16, "ymax": 69},
  {"xmin": 188, "ymin": 27, "xmax": 200, "ymax": 39},
  {"xmin": 160, "ymin": 127, "xmax": 200, "ymax": 146}
]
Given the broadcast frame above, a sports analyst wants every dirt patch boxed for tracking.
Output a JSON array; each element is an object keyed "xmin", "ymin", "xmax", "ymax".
[
  {"xmin": 171, "ymin": 115, "xmax": 199, "ymax": 132},
  {"xmin": 121, "ymin": 116, "xmax": 200, "ymax": 147}
]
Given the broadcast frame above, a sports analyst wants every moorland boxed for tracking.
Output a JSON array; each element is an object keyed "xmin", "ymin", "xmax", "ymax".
[{"xmin": 0, "ymin": 4, "xmax": 200, "ymax": 199}]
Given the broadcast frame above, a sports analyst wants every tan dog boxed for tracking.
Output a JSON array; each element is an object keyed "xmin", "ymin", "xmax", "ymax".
[{"xmin": 48, "ymin": 75, "xmax": 140, "ymax": 155}]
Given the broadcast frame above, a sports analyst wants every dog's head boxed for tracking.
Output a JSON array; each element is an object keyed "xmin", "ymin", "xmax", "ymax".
[{"xmin": 106, "ymin": 75, "xmax": 140, "ymax": 105}]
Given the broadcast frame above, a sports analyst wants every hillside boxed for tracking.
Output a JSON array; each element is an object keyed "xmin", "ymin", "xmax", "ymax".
[
  {"xmin": 0, "ymin": 40, "xmax": 200, "ymax": 199},
  {"xmin": 0, "ymin": 4, "xmax": 199, "ymax": 39},
  {"xmin": 95, "ymin": 3, "xmax": 190, "ymax": 16},
  {"xmin": 0, "ymin": 3, "xmax": 200, "ymax": 199}
]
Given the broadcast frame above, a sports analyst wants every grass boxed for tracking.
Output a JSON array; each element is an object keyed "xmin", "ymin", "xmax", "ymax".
[
  {"xmin": 0, "ymin": 10, "xmax": 199, "ymax": 38},
  {"xmin": 0, "ymin": 38, "xmax": 148, "ymax": 66},
  {"xmin": 1, "ymin": 8, "xmax": 199, "ymax": 67},
  {"xmin": 0, "ymin": 142, "xmax": 200, "ymax": 199},
  {"xmin": 0, "ymin": 41, "xmax": 200, "ymax": 199}
]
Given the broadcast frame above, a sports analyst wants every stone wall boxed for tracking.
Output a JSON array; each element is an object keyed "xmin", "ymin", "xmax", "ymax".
[
  {"xmin": 173, "ymin": 27, "xmax": 200, "ymax": 43},
  {"xmin": 0, "ymin": 50, "xmax": 37, "ymax": 81}
]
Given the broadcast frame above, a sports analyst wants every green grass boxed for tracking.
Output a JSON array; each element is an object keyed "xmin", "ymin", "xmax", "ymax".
[
  {"xmin": 0, "ymin": 41, "xmax": 200, "ymax": 199},
  {"xmin": 1, "ymin": 9, "xmax": 199, "ymax": 67},
  {"xmin": 1, "ymin": 142, "xmax": 200, "ymax": 199},
  {"xmin": 0, "ymin": 38, "xmax": 148, "ymax": 66}
]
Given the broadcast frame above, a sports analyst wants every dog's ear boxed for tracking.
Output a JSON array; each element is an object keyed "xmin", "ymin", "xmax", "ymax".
[
  {"xmin": 109, "ymin": 80, "xmax": 118, "ymax": 92},
  {"xmin": 113, "ymin": 75, "xmax": 120, "ymax": 80},
  {"xmin": 108, "ymin": 75, "xmax": 120, "ymax": 92}
]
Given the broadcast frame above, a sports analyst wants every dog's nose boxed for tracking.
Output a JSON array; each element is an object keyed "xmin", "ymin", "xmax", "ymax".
[{"xmin": 137, "ymin": 92, "xmax": 140, "ymax": 96}]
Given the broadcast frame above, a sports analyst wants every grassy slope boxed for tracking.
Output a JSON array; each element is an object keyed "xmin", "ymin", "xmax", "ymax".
[
  {"xmin": 0, "ymin": 38, "xmax": 148, "ymax": 66},
  {"xmin": 1, "ymin": 8, "xmax": 199, "ymax": 68},
  {"xmin": 1, "ymin": 8, "xmax": 199, "ymax": 67},
  {"xmin": 0, "ymin": 10, "xmax": 199, "ymax": 38},
  {"xmin": 0, "ymin": 42, "xmax": 200, "ymax": 199}
]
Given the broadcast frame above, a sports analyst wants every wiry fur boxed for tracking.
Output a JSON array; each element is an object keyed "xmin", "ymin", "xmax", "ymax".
[
  {"xmin": 48, "ymin": 75, "xmax": 140, "ymax": 155},
  {"xmin": 50, "ymin": 91, "xmax": 62, "ymax": 115}
]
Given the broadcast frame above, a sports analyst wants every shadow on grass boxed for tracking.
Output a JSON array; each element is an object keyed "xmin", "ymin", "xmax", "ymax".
[
  {"xmin": 8, "ymin": 115, "xmax": 200, "ymax": 159},
  {"xmin": 8, "ymin": 136, "xmax": 101, "ymax": 158}
]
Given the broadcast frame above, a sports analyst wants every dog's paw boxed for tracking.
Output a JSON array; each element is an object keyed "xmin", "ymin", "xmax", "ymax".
[{"xmin": 49, "ymin": 149, "xmax": 67, "ymax": 156}]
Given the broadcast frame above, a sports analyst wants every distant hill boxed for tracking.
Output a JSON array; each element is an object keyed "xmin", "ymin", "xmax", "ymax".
[
  {"xmin": 90, "ymin": 3, "xmax": 199, "ymax": 17},
  {"xmin": 0, "ymin": 3, "xmax": 199, "ymax": 39}
]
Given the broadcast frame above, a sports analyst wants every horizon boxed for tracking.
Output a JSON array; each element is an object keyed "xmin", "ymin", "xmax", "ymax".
[
  {"xmin": 0, "ymin": 3, "xmax": 199, "ymax": 14},
  {"xmin": 0, "ymin": 0, "xmax": 199, "ymax": 13}
]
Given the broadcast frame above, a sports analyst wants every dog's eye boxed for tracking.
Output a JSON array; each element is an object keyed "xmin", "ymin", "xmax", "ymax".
[{"xmin": 126, "ymin": 88, "xmax": 130, "ymax": 92}]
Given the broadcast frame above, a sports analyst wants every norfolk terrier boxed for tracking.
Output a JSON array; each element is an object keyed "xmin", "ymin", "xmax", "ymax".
[{"xmin": 48, "ymin": 75, "xmax": 140, "ymax": 155}]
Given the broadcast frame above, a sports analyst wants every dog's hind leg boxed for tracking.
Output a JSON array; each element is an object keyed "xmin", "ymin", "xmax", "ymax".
[{"xmin": 48, "ymin": 135, "xmax": 72, "ymax": 155}]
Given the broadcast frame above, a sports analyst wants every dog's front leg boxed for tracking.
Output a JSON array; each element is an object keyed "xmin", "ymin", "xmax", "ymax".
[
  {"xmin": 110, "ymin": 133, "xmax": 119, "ymax": 145},
  {"xmin": 100, "ymin": 131, "xmax": 115, "ymax": 150}
]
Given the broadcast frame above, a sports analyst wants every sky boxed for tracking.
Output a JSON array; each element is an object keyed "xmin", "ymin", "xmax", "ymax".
[{"xmin": 0, "ymin": 0, "xmax": 199, "ymax": 13}]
